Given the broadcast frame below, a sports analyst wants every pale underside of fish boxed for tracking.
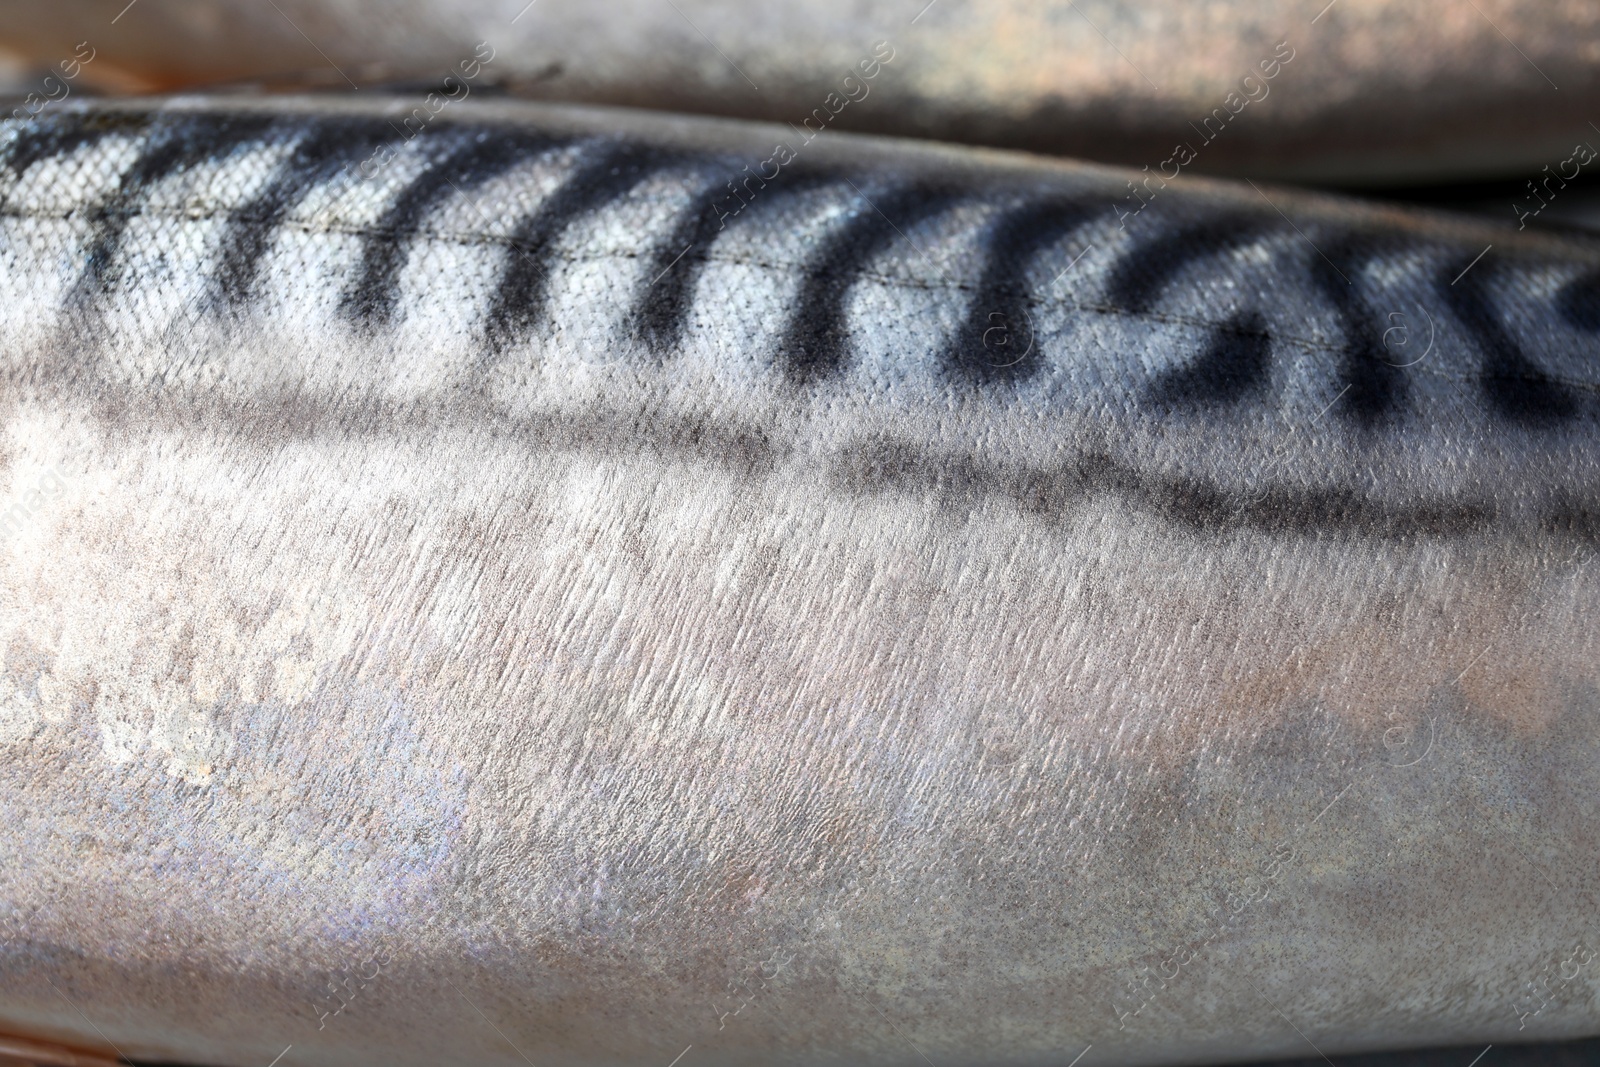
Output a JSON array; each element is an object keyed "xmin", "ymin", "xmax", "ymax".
[
  {"xmin": 4, "ymin": 0, "xmax": 1600, "ymax": 183},
  {"xmin": 0, "ymin": 95, "xmax": 1598, "ymax": 1067}
]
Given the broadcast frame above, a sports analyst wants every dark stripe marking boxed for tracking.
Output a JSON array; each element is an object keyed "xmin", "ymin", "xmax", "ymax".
[
  {"xmin": 94, "ymin": 383, "xmax": 1542, "ymax": 542},
  {"xmin": 1145, "ymin": 310, "xmax": 1272, "ymax": 409},
  {"xmin": 72, "ymin": 112, "xmax": 274, "ymax": 299},
  {"xmin": 1, "ymin": 110, "xmax": 154, "ymax": 203},
  {"xmin": 340, "ymin": 131, "xmax": 560, "ymax": 324},
  {"xmin": 484, "ymin": 141, "xmax": 682, "ymax": 355},
  {"xmin": 1310, "ymin": 237, "xmax": 1406, "ymax": 425},
  {"xmin": 779, "ymin": 182, "xmax": 961, "ymax": 384},
  {"xmin": 945, "ymin": 198, "xmax": 1100, "ymax": 383},
  {"xmin": 629, "ymin": 172, "xmax": 740, "ymax": 354},
  {"xmin": 214, "ymin": 119, "xmax": 397, "ymax": 307},
  {"xmin": 630, "ymin": 169, "xmax": 838, "ymax": 356},
  {"xmin": 1104, "ymin": 214, "xmax": 1268, "ymax": 315},
  {"xmin": 835, "ymin": 440, "xmax": 1502, "ymax": 540},
  {"xmin": 1443, "ymin": 259, "xmax": 1579, "ymax": 425},
  {"xmin": 1557, "ymin": 267, "xmax": 1600, "ymax": 331},
  {"xmin": 6, "ymin": 109, "xmax": 1591, "ymax": 441}
]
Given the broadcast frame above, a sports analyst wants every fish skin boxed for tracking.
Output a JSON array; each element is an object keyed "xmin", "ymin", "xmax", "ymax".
[
  {"xmin": 0, "ymin": 95, "xmax": 1597, "ymax": 1066},
  {"xmin": 4, "ymin": 1, "xmax": 1600, "ymax": 183}
]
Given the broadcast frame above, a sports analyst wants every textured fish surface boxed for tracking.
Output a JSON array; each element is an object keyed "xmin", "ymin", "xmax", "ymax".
[
  {"xmin": 5, "ymin": 1, "xmax": 1600, "ymax": 182},
  {"xmin": 0, "ymin": 95, "xmax": 1598, "ymax": 1067}
]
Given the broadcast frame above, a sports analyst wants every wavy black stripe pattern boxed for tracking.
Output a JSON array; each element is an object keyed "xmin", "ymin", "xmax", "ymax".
[
  {"xmin": 483, "ymin": 140, "xmax": 683, "ymax": 356},
  {"xmin": 779, "ymin": 182, "xmax": 964, "ymax": 383},
  {"xmin": 70, "ymin": 112, "xmax": 276, "ymax": 302},
  {"xmin": 1442, "ymin": 258, "xmax": 1578, "ymax": 426},
  {"xmin": 631, "ymin": 170, "xmax": 848, "ymax": 359},
  {"xmin": 1104, "ymin": 214, "xmax": 1269, "ymax": 315},
  {"xmin": 629, "ymin": 171, "xmax": 740, "ymax": 354},
  {"xmin": 946, "ymin": 198, "xmax": 1101, "ymax": 383},
  {"xmin": 212, "ymin": 119, "xmax": 395, "ymax": 306},
  {"xmin": 1145, "ymin": 311, "xmax": 1272, "ymax": 409},
  {"xmin": 341, "ymin": 130, "xmax": 562, "ymax": 325},
  {"xmin": 1310, "ymin": 236, "xmax": 1407, "ymax": 424},
  {"xmin": 0, "ymin": 109, "xmax": 155, "ymax": 195},
  {"xmin": 0, "ymin": 110, "xmax": 1591, "ymax": 429}
]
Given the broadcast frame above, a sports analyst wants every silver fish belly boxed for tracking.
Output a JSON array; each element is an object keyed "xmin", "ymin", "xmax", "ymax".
[{"xmin": 0, "ymin": 96, "xmax": 1597, "ymax": 1067}]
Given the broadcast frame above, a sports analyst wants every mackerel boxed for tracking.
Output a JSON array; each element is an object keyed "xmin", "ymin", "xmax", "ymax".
[{"xmin": 0, "ymin": 96, "xmax": 1597, "ymax": 1066}]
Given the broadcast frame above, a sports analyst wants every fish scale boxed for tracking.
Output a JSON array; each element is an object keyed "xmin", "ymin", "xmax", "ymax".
[
  {"xmin": 0, "ymin": 104, "xmax": 1594, "ymax": 560},
  {"xmin": 1, "ymin": 101, "xmax": 1596, "ymax": 514},
  {"xmin": 0, "ymin": 95, "xmax": 1596, "ymax": 1067},
  {"xmin": 3, "ymin": 104, "xmax": 1597, "ymax": 428}
]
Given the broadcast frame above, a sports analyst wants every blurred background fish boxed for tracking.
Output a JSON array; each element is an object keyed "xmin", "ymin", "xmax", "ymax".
[{"xmin": 3, "ymin": 0, "xmax": 1600, "ymax": 186}]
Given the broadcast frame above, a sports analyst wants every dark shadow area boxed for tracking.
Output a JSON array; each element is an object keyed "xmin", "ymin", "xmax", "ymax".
[
  {"xmin": 1339, "ymin": 170, "xmax": 1600, "ymax": 235},
  {"xmin": 1228, "ymin": 1034, "xmax": 1600, "ymax": 1067}
]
